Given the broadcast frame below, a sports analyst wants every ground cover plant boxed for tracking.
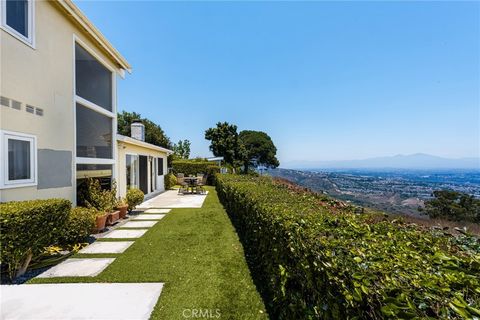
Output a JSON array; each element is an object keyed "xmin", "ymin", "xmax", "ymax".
[{"xmin": 216, "ymin": 174, "xmax": 480, "ymax": 319}]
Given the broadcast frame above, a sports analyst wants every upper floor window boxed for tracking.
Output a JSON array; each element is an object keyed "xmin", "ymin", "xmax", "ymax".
[
  {"xmin": 1, "ymin": 0, "xmax": 34, "ymax": 45},
  {"xmin": 75, "ymin": 43, "xmax": 113, "ymax": 111}
]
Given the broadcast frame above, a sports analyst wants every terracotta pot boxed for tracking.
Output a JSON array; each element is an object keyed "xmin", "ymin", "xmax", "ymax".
[
  {"xmin": 106, "ymin": 210, "xmax": 120, "ymax": 226},
  {"xmin": 117, "ymin": 204, "xmax": 128, "ymax": 219},
  {"xmin": 95, "ymin": 213, "xmax": 108, "ymax": 233}
]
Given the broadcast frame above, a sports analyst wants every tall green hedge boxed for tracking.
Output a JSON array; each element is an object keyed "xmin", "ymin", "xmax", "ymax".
[
  {"xmin": 172, "ymin": 160, "xmax": 220, "ymax": 185},
  {"xmin": 0, "ymin": 199, "xmax": 71, "ymax": 279},
  {"xmin": 216, "ymin": 175, "xmax": 480, "ymax": 319}
]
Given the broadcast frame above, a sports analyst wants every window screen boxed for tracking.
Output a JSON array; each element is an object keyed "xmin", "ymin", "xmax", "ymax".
[
  {"xmin": 76, "ymin": 103, "xmax": 113, "ymax": 159},
  {"xmin": 6, "ymin": 0, "xmax": 28, "ymax": 38},
  {"xmin": 8, "ymin": 138, "xmax": 31, "ymax": 180},
  {"xmin": 75, "ymin": 43, "xmax": 112, "ymax": 111}
]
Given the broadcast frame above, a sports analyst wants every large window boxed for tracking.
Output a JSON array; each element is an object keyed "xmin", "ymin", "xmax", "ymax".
[
  {"xmin": 126, "ymin": 154, "xmax": 139, "ymax": 189},
  {"xmin": 75, "ymin": 43, "xmax": 112, "ymax": 111},
  {"xmin": 1, "ymin": 130, "xmax": 36, "ymax": 188},
  {"xmin": 2, "ymin": 0, "xmax": 34, "ymax": 45},
  {"xmin": 76, "ymin": 103, "xmax": 113, "ymax": 159},
  {"xmin": 74, "ymin": 39, "xmax": 115, "ymax": 203}
]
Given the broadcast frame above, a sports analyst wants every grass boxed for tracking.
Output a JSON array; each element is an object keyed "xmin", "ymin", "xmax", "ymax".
[{"xmin": 30, "ymin": 187, "xmax": 267, "ymax": 319}]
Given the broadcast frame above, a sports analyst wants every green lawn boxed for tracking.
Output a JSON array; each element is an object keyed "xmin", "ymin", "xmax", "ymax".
[{"xmin": 31, "ymin": 187, "xmax": 267, "ymax": 319}]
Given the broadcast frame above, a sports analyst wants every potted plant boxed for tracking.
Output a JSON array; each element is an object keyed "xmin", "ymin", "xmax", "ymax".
[
  {"xmin": 82, "ymin": 178, "xmax": 120, "ymax": 229},
  {"xmin": 94, "ymin": 210, "xmax": 109, "ymax": 233},
  {"xmin": 116, "ymin": 197, "xmax": 129, "ymax": 219}
]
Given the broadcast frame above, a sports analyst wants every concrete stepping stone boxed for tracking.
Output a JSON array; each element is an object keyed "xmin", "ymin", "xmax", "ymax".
[
  {"xmin": 37, "ymin": 258, "xmax": 115, "ymax": 278},
  {"xmin": 121, "ymin": 221, "xmax": 157, "ymax": 228},
  {"xmin": 1, "ymin": 283, "xmax": 164, "ymax": 320},
  {"xmin": 133, "ymin": 214, "xmax": 165, "ymax": 220},
  {"xmin": 102, "ymin": 229, "xmax": 148, "ymax": 239},
  {"xmin": 144, "ymin": 208, "xmax": 171, "ymax": 213},
  {"xmin": 79, "ymin": 241, "xmax": 134, "ymax": 254}
]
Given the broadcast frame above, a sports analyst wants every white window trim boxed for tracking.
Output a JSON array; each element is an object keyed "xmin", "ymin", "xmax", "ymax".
[
  {"xmin": 0, "ymin": 130, "xmax": 37, "ymax": 189},
  {"xmin": 0, "ymin": 0, "xmax": 35, "ymax": 49}
]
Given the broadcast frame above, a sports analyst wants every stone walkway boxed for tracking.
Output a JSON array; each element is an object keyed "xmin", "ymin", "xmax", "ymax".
[
  {"xmin": 2, "ymin": 192, "xmax": 209, "ymax": 319},
  {"xmin": 137, "ymin": 190, "xmax": 208, "ymax": 209},
  {"xmin": 1, "ymin": 283, "xmax": 164, "ymax": 320}
]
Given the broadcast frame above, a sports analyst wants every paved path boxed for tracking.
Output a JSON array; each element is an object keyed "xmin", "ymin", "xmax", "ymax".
[
  {"xmin": 2, "ymin": 191, "xmax": 208, "ymax": 319},
  {"xmin": 1, "ymin": 283, "xmax": 163, "ymax": 320},
  {"xmin": 137, "ymin": 190, "xmax": 208, "ymax": 209}
]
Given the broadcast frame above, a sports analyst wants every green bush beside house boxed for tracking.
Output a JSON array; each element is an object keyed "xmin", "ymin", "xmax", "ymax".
[
  {"xmin": 0, "ymin": 199, "xmax": 71, "ymax": 279},
  {"xmin": 216, "ymin": 174, "xmax": 480, "ymax": 319}
]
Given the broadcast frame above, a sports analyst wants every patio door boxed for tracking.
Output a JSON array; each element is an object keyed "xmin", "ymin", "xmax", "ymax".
[{"xmin": 139, "ymin": 155, "xmax": 148, "ymax": 194}]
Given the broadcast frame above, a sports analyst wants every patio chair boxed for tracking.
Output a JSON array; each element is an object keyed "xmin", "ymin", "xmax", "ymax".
[
  {"xmin": 177, "ymin": 173, "xmax": 189, "ymax": 194},
  {"xmin": 195, "ymin": 174, "xmax": 206, "ymax": 194}
]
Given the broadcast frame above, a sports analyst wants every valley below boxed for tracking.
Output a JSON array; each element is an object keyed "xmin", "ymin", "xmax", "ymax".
[{"xmin": 268, "ymin": 168, "xmax": 480, "ymax": 217}]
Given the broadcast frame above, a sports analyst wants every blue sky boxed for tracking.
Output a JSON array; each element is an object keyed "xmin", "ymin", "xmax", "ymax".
[{"xmin": 75, "ymin": 1, "xmax": 479, "ymax": 165}]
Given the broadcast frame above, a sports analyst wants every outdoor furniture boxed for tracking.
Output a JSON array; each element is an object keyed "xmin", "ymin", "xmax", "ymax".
[
  {"xmin": 177, "ymin": 173, "xmax": 189, "ymax": 194},
  {"xmin": 195, "ymin": 174, "xmax": 206, "ymax": 194}
]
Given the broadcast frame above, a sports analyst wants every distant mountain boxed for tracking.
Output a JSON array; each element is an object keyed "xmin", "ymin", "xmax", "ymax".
[{"xmin": 284, "ymin": 153, "xmax": 480, "ymax": 170}]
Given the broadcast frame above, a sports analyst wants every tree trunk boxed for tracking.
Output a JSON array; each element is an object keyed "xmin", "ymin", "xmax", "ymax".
[{"xmin": 15, "ymin": 249, "xmax": 33, "ymax": 278}]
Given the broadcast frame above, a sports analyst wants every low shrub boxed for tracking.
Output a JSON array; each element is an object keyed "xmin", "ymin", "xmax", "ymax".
[
  {"xmin": 216, "ymin": 175, "xmax": 480, "ymax": 319},
  {"xmin": 57, "ymin": 207, "xmax": 97, "ymax": 245},
  {"xmin": 126, "ymin": 188, "xmax": 144, "ymax": 211},
  {"xmin": 0, "ymin": 199, "xmax": 71, "ymax": 279},
  {"xmin": 164, "ymin": 173, "xmax": 177, "ymax": 190},
  {"xmin": 206, "ymin": 165, "xmax": 220, "ymax": 185}
]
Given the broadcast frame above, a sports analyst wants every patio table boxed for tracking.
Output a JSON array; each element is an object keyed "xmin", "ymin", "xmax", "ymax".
[{"xmin": 183, "ymin": 177, "xmax": 199, "ymax": 194}]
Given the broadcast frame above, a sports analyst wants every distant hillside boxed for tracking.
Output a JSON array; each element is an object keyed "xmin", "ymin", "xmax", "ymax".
[{"xmin": 284, "ymin": 153, "xmax": 480, "ymax": 170}]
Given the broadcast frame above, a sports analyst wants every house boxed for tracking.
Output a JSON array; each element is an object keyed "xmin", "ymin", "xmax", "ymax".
[
  {"xmin": 0, "ymin": 0, "xmax": 131, "ymax": 204},
  {"xmin": 116, "ymin": 121, "xmax": 172, "ymax": 198}
]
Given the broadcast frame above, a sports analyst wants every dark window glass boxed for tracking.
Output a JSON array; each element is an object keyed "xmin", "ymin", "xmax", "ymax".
[
  {"xmin": 76, "ymin": 164, "xmax": 112, "ymax": 206},
  {"xmin": 6, "ymin": 0, "xmax": 28, "ymax": 38},
  {"xmin": 157, "ymin": 158, "xmax": 164, "ymax": 175},
  {"xmin": 75, "ymin": 43, "xmax": 112, "ymax": 111},
  {"xmin": 8, "ymin": 139, "xmax": 31, "ymax": 180},
  {"xmin": 76, "ymin": 103, "xmax": 112, "ymax": 158}
]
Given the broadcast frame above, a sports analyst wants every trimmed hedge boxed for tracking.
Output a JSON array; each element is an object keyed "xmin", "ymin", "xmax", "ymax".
[
  {"xmin": 0, "ymin": 199, "xmax": 71, "ymax": 279},
  {"xmin": 126, "ymin": 188, "xmax": 144, "ymax": 211},
  {"xmin": 172, "ymin": 160, "xmax": 220, "ymax": 185},
  {"xmin": 216, "ymin": 175, "xmax": 480, "ymax": 319},
  {"xmin": 57, "ymin": 207, "xmax": 96, "ymax": 245},
  {"xmin": 164, "ymin": 173, "xmax": 177, "ymax": 190}
]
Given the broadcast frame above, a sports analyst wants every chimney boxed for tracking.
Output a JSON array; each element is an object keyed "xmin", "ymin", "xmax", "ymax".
[{"xmin": 131, "ymin": 120, "xmax": 145, "ymax": 141}]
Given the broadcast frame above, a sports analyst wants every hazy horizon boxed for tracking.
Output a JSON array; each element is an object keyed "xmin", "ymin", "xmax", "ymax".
[{"xmin": 76, "ymin": 1, "xmax": 479, "ymax": 163}]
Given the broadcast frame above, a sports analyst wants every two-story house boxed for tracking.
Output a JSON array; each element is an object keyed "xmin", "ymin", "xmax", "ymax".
[{"xmin": 0, "ymin": 0, "xmax": 131, "ymax": 203}]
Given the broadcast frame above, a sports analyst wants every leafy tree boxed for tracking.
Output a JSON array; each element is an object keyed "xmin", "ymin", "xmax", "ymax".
[
  {"xmin": 205, "ymin": 122, "xmax": 245, "ymax": 169},
  {"xmin": 422, "ymin": 190, "xmax": 480, "ymax": 223},
  {"xmin": 117, "ymin": 111, "xmax": 172, "ymax": 149},
  {"xmin": 239, "ymin": 130, "xmax": 279, "ymax": 171},
  {"xmin": 173, "ymin": 139, "xmax": 191, "ymax": 159}
]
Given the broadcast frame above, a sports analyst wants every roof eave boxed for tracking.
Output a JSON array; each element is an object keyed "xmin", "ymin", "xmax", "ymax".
[{"xmin": 55, "ymin": 0, "xmax": 132, "ymax": 74}]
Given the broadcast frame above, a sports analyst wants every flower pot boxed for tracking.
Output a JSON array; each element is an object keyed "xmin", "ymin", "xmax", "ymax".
[
  {"xmin": 106, "ymin": 210, "xmax": 120, "ymax": 226},
  {"xmin": 95, "ymin": 213, "xmax": 108, "ymax": 233},
  {"xmin": 117, "ymin": 204, "xmax": 128, "ymax": 219}
]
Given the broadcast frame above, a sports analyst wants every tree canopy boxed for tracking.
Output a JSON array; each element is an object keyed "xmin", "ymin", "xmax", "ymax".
[
  {"xmin": 117, "ymin": 111, "xmax": 172, "ymax": 149},
  {"xmin": 239, "ymin": 130, "xmax": 279, "ymax": 170},
  {"xmin": 422, "ymin": 190, "xmax": 480, "ymax": 223},
  {"xmin": 204, "ymin": 122, "xmax": 245, "ymax": 167},
  {"xmin": 172, "ymin": 139, "xmax": 191, "ymax": 159}
]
